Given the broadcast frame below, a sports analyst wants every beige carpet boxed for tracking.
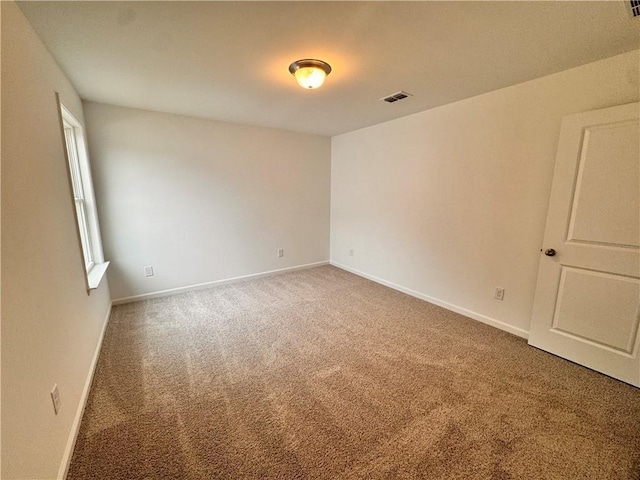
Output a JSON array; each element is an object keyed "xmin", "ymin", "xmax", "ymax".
[{"xmin": 68, "ymin": 265, "xmax": 640, "ymax": 479}]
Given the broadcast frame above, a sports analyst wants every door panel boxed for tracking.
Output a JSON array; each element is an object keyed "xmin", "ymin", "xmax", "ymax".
[
  {"xmin": 552, "ymin": 267, "xmax": 639, "ymax": 354},
  {"xmin": 567, "ymin": 121, "xmax": 640, "ymax": 248},
  {"xmin": 529, "ymin": 102, "xmax": 640, "ymax": 387}
]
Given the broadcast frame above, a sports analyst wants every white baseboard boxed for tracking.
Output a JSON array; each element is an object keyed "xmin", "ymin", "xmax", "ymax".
[
  {"xmin": 331, "ymin": 261, "xmax": 529, "ymax": 339},
  {"xmin": 112, "ymin": 261, "xmax": 330, "ymax": 305},
  {"xmin": 57, "ymin": 302, "xmax": 112, "ymax": 480}
]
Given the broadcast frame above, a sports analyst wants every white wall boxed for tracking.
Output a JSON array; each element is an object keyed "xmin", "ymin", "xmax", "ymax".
[
  {"xmin": 83, "ymin": 102, "xmax": 331, "ymax": 301},
  {"xmin": 1, "ymin": 2, "xmax": 112, "ymax": 479},
  {"xmin": 331, "ymin": 50, "xmax": 640, "ymax": 336}
]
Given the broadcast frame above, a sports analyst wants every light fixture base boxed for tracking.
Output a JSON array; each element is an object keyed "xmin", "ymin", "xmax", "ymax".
[{"xmin": 288, "ymin": 59, "xmax": 332, "ymax": 76}]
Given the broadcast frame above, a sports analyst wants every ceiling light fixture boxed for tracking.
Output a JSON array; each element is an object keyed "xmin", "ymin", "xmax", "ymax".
[{"xmin": 288, "ymin": 59, "xmax": 332, "ymax": 89}]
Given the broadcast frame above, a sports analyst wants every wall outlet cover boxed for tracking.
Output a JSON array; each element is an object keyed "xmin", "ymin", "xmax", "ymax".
[{"xmin": 51, "ymin": 384, "xmax": 60, "ymax": 415}]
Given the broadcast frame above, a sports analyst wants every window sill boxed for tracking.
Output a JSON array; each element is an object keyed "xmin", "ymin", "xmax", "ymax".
[{"xmin": 88, "ymin": 261, "xmax": 110, "ymax": 290}]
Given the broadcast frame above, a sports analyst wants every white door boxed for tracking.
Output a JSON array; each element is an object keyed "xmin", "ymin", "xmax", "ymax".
[{"xmin": 529, "ymin": 102, "xmax": 640, "ymax": 387}]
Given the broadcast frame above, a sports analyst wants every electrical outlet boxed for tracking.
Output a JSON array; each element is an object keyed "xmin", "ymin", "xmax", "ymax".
[
  {"xmin": 277, "ymin": 249, "xmax": 284, "ymax": 258},
  {"xmin": 144, "ymin": 265, "xmax": 154, "ymax": 277},
  {"xmin": 494, "ymin": 287, "xmax": 505, "ymax": 301},
  {"xmin": 51, "ymin": 384, "xmax": 61, "ymax": 415},
  {"xmin": 349, "ymin": 249, "xmax": 354, "ymax": 257}
]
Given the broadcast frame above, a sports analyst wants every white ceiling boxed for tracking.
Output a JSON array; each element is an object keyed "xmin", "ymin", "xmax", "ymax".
[{"xmin": 18, "ymin": 1, "xmax": 640, "ymax": 137}]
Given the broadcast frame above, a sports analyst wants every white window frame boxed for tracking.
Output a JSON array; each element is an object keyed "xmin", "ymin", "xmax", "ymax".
[{"xmin": 59, "ymin": 100, "xmax": 109, "ymax": 291}]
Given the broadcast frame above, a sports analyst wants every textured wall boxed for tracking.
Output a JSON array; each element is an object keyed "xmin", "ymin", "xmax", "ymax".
[
  {"xmin": 1, "ymin": 2, "xmax": 112, "ymax": 478},
  {"xmin": 331, "ymin": 50, "xmax": 640, "ymax": 336},
  {"xmin": 84, "ymin": 102, "xmax": 331, "ymax": 300}
]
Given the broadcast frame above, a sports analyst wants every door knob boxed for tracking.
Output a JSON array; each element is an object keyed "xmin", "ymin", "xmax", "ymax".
[{"xmin": 544, "ymin": 248, "xmax": 556, "ymax": 257}]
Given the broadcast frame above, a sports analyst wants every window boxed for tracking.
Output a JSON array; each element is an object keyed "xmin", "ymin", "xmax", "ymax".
[{"xmin": 60, "ymin": 102, "xmax": 109, "ymax": 290}]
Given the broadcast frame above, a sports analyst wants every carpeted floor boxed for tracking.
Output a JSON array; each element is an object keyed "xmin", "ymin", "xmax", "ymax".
[{"xmin": 68, "ymin": 265, "xmax": 640, "ymax": 479}]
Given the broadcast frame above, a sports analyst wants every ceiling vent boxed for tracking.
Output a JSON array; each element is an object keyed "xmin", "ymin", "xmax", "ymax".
[
  {"xmin": 629, "ymin": 0, "xmax": 640, "ymax": 17},
  {"xmin": 380, "ymin": 91, "xmax": 413, "ymax": 103}
]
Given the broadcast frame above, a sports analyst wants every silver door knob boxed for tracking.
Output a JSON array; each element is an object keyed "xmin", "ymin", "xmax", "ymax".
[{"xmin": 544, "ymin": 248, "xmax": 556, "ymax": 257}]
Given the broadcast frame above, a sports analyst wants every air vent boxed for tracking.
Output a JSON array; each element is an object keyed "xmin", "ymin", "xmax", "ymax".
[
  {"xmin": 630, "ymin": 0, "xmax": 640, "ymax": 17},
  {"xmin": 380, "ymin": 91, "xmax": 413, "ymax": 103}
]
